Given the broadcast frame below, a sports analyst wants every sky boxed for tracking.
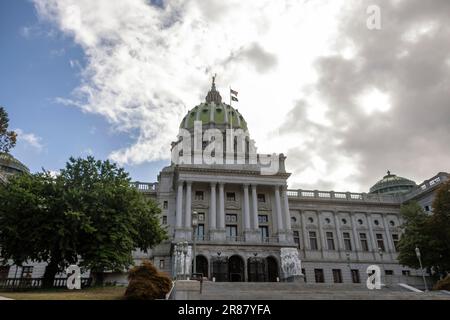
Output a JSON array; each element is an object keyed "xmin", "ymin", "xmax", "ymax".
[{"xmin": 1, "ymin": 0, "xmax": 449, "ymax": 192}]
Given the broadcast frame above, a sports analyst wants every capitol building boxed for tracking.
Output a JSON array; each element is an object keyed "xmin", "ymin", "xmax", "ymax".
[
  {"xmin": 1, "ymin": 79, "xmax": 448, "ymax": 287},
  {"xmin": 132, "ymin": 79, "xmax": 448, "ymax": 285}
]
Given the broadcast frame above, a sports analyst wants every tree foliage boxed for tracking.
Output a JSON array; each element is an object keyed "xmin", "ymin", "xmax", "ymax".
[
  {"xmin": 0, "ymin": 107, "xmax": 17, "ymax": 153},
  {"xmin": 398, "ymin": 181, "xmax": 450, "ymax": 277},
  {"xmin": 0, "ymin": 156, "xmax": 167, "ymax": 286}
]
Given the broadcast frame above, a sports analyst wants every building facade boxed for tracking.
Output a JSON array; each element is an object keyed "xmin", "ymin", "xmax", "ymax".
[
  {"xmin": 131, "ymin": 81, "xmax": 449, "ymax": 285},
  {"xmin": 1, "ymin": 81, "xmax": 448, "ymax": 287}
]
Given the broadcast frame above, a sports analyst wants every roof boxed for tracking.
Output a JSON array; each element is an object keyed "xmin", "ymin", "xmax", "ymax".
[
  {"xmin": 369, "ymin": 171, "xmax": 417, "ymax": 195},
  {"xmin": 0, "ymin": 152, "xmax": 29, "ymax": 174}
]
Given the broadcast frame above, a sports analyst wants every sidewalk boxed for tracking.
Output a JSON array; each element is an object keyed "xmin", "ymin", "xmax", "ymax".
[{"xmin": 0, "ymin": 296, "xmax": 13, "ymax": 300}]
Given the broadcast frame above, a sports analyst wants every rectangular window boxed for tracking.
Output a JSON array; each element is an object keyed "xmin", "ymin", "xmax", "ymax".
[
  {"xmin": 376, "ymin": 233, "xmax": 385, "ymax": 252},
  {"xmin": 159, "ymin": 259, "xmax": 165, "ymax": 269},
  {"xmin": 293, "ymin": 231, "xmax": 300, "ymax": 245},
  {"xmin": 314, "ymin": 269, "xmax": 324, "ymax": 283},
  {"xmin": 257, "ymin": 194, "xmax": 266, "ymax": 203},
  {"xmin": 163, "ymin": 201, "xmax": 168, "ymax": 209},
  {"xmin": 259, "ymin": 226, "xmax": 269, "ymax": 241},
  {"xmin": 226, "ymin": 214, "xmax": 237, "ymax": 223},
  {"xmin": 385, "ymin": 270, "xmax": 394, "ymax": 275},
  {"xmin": 343, "ymin": 232, "xmax": 352, "ymax": 251},
  {"xmin": 226, "ymin": 192, "xmax": 236, "ymax": 201},
  {"xmin": 351, "ymin": 270, "xmax": 360, "ymax": 283},
  {"xmin": 162, "ymin": 216, "xmax": 167, "ymax": 225},
  {"xmin": 226, "ymin": 225, "xmax": 238, "ymax": 240},
  {"xmin": 258, "ymin": 215, "xmax": 268, "ymax": 223},
  {"xmin": 21, "ymin": 266, "xmax": 33, "ymax": 278},
  {"xmin": 302, "ymin": 268, "xmax": 306, "ymax": 283},
  {"xmin": 392, "ymin": 234, "xmax": 400, "ymax": 251},
  {"xmin": 195, "ymin": 191, "xmax": 204, "ymax": 201},
  {"xmin": 0, "ymin": 266, "xmax": 9, "ymax": 280},
  {"xmin": 359, "ymin": 233, "xmax": 369, "ymax": 251},
  {"xmin": 332, "ymin": 269, "xmax": 343, "ymax": 283},
  {"xmin": 402, "ymin": 270, "xmax": 411, "ymax": 276},
  {"xmin": 197, "ymin": 224, "xmax": 205, "ymax": 240},
  {"xmin": 309, "ymin": 231, "xmax": 318, "ymax": 250},
  {"xmin": 326, "ymin": 232, "xmax": 335, "ymax": 250}
]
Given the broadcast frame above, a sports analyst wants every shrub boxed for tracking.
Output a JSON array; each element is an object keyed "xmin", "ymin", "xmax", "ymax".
[
  {"xmin": 124, "ymin": 260, "xmax": 172, "ymax": 300},
  {"xmin": 433, "ymin": 275, "xmax": 450, "ymax": 291}
]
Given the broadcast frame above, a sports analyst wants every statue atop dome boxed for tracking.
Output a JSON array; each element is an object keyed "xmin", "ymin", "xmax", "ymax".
[{"xmin": 205, "ymin": 74, "xmax": 222, "ymax": 104}]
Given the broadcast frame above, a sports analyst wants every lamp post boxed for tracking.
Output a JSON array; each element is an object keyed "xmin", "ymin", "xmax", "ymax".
[
  {"xmin": 415, "ymin": 246, "xmax": 428, "ymax": 292},
  {"xmin": 192, "ymin": 211, "xmax": 199, "ymax": 276}
]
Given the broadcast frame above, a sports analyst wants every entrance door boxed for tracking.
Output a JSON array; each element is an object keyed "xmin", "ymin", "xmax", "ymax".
[
  {"xmin": 212, "ymin": 257, "xmax": 228, "ymax": 282},
  {"xmin": 195, "ymin": 256, "xmax": 208, "ymax": 278},
  {"xmin": 267, "ymin": 257, "xmax": 279, "ymax": 282},
  {"xmin": 248, "ymin": 258, "xmax": 266, "ymax": 282},
  {"xmin": 228, "ymin": 255, "xmax": 245, "ymax": 282}
]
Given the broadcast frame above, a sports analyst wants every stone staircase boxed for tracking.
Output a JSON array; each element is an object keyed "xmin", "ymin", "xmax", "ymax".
[{"xmin": 174, "ymin": 281, "xmax": 450, "ymax": 300}]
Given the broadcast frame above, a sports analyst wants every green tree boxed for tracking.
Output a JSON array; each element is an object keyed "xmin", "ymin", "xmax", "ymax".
[
  {"xmin": 0, "ymin": 106, "xmax": 17, "ymax": 153},
  {"xmin": 398, "ymin": 181, "xmax": 450, "ymax": 277},
  {"xmin": 397, "ymin": 201, "xmax": 434, "ymax": 270},
  {"xmin": 0, "ymin": 156, "xmax": 167, "ymax": 287}
]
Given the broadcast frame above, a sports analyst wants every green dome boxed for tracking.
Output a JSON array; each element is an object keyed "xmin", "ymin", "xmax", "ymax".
[
  {"xmin": 369, "ymin": 171, "xmax": 416, "ymax": 195},
  {"xmin": 180, "ymin": 102, "xmax": 248, "ymax": 131},
  {"xmin": 179, "ymin": 77, "xmax": 248, "ymax": 131}
]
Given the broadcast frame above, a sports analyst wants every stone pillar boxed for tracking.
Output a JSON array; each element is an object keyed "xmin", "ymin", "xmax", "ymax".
[
  {"xmin": 251, "ymin": 184, "xmax": 259, "ymax": 230},
  {"xmin": 218, "ymin": 183, "xmax": 225, "ymax": 229},
  {"xmin": 274, "ymin": 185, "xmax": 285, "ymax": 242},
  {"xmin": 282, "ymin": 186, "xmax": 291, "ymax": 231},
  {"xmin": 365, "ymin": 213, "xmax": 378, "ymax": 260},
  {"xmin": 185, "ymin": 181, "xmax": 192, "ymax": 228},
  {"xmin": 176, "ymin": 181, "xmax": 184, "ymax": 228},
  {"xmin": 209, "ymin": 182, "xmax": 217, "ymax": 230},
  {"xmin": 243, "ymin": 184, "xmax": 251, "ymax": 230},
  {"xmin": 382, "ymin": 215, "xmax": 395, "ymax": 254}
]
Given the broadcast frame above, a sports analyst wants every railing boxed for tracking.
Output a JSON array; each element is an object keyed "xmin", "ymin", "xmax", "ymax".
[
  {"xmin": 0, "ymin": 277, "xmax": 92, "ymax": 291},
  {"xmin": 131, "ymin": 182, "xmax": 158, "ymax": 192},
  {"xmin": 287, "ymin": 189, "xmax": 399, "ymax": 203},
  {"xmin": 403, "ymin": 173, "xmax": 449, "ymax": 201}
]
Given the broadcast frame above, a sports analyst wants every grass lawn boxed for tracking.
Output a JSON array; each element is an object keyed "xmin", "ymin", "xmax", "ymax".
[{"xmin": 0, "ymin": 286, "xmax": 127, "ymax": 300}]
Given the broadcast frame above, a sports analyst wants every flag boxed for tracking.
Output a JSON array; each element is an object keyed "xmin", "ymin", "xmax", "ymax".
[{"xmin": 230, "ymin": 88, "xmax": 239, "ymax": 102}]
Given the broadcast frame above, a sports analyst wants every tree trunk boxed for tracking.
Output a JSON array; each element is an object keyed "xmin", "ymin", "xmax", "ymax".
[
  {"xmin": 42, "ymin": 259, "xmax": 59, "ymax": 289},
  {"xmin": 92, "ymin": 271, "xmax": 105, "ymax": 286}
]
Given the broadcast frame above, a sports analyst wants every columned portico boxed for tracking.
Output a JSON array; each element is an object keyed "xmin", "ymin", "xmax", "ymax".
[{"xmin": 213, "ymin": 182, "xmax": 226, "ymax": 241}]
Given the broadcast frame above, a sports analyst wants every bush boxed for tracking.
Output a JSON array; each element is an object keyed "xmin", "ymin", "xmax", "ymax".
[
  {"xmin": 124, "ymin": 260, "xmax": 172, "ymax": 300},
  {"xmin": 433, "ymin": 275, "xmax": 450, "ymax": 291}
]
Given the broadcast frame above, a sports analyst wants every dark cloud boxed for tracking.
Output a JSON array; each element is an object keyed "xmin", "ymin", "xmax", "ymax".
[
  {"xmin": 281, "ymin": 0, "xmax": 450, "ymax": 191},
  {"xmin": 224, "ymin": 42, "xmax": 278, "ymax": 73}
]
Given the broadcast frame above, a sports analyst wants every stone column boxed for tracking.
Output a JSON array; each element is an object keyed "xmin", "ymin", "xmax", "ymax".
[
  {"xmin": 274, "ymin": 185, "xmax": 285, "ymax": 242},
  {"xmin": 282, "ymin": 186, "xmax": 291, "ymax": 231},
  {"xmin": 251, "ymin": 184, "xmax": 259, "ymax": 230},
  {"xmin": 365, "ymin": 213, "xmax": 378, "ymax": 260},
  {"xmin": 382, "ymin": 215, "xmax": 395, "ymax": 253},
  {"xmin": 185, "ymin": 181, "xmax": 192, "ymax": 228},
  {"xmin": 209, "ymin": 182, "xmax": 217, "ymax": 230},
  {"xmin": 218, "ymin": 183, "xmax": 225, "ymax": 229},
  {"xmin": 243, "ymin": 184, "xmax": 251, "ymax": 231},
  {"xmin": 176, "ymin": 181, "xmax": 184, "ymax": 228}
]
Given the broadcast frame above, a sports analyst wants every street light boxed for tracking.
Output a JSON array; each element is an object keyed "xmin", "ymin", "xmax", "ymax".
[
  {"xmin": 415, "ymin": 246, "xmax": 429, "ymax": 291},
  {"xmin": 192, "ymin": 211, "xmax": 199, "ymax": 276}
]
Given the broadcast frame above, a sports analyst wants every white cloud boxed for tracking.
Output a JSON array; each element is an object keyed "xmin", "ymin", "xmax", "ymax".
[
  {"xmin": 32, "ymin": 0, "xmax": 450, "ymax": 191},
  {"xmin": 15, "ymin": 129, "xmax": 44, "ymax": 152}
]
